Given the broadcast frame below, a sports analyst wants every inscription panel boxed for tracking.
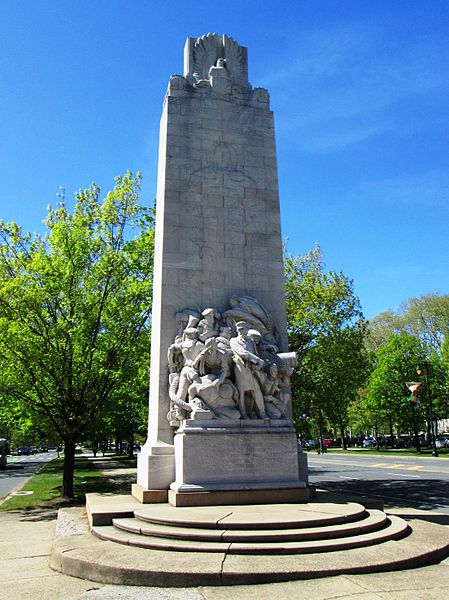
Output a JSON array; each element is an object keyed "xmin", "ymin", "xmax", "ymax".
[{"xmin": 175, "ymin": 430, "xmax": 300, "ymax": 488}]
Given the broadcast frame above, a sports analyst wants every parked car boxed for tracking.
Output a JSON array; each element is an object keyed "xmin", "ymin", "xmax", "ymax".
[
  {"xmin": 17, "ymin": 446, "xmax": 31, "ymax": 455},
  {"xmin": 435, "ymin": 436, "xmax": 449, "ymax": 449},
  {"xmin": 396, "ymin": 436, "xmax": 412, "ymax": 448},
  {"xmin": 362, "ymin": 438, "xmax": 377, "ymax": 448},
  {"xmin": 303, "ymin": 439, "xmax": 317, "ymax": 449}
]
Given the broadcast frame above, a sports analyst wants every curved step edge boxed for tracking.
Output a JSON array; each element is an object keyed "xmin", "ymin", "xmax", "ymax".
[
  {"xmin": 112, "ymin": 510, "xmax": 387, "ymax": 543},
  {"xmin": 133, "ymin": 503, "xmax": 367, "ymax": 531},
  {"xmin": 94, "ymin": 515, "xmax": 409, "ymax": 554},
  {"xmin": 228, "ymin": 516, "xmax": 410, "ymax": 554},
  {"xmin": 93, "ymin": 525, "xmax": 231, "ymax": 553}
]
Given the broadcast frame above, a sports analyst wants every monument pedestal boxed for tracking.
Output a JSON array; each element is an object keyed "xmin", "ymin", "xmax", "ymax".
[
  {"xmin": 134, "ymin": 441, "xmax": 175, "ymax": 502},
  {"xmin": 168, "ymin": 417, "xmax": 308, "ymax": 506},
  {"xmin": 168, "ymin": 487, "xmax": 311, "ymax": 507}
]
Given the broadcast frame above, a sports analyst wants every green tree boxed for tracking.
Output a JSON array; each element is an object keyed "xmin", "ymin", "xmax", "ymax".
[
  {"xmin": 367, "ymin": 293, "xmax": 449, "ymax": 431},
  {"xmin": 99, "ymin": 353, "xmax": 149, "ymax": 457},
  {"xmin": 0, "ymin": 172, "xmax": 154, "ymax": 498},
  {"xmin": 284, "ymin": 244, "xmax": 367, "ymax": 444},
  {"xmin": 365, "ymin": 309, "xmax": 404, "ymax": 353},
  {"xmin": 401, "ymin": 294, "xmax": 449, "ymax": 353},
  {"xmin": 368, "ymin": 293, "xmax": 449, "ymax": 354},
  {"xmin": 365, "ymin": 332, "xmax": 426, "ymax": 447},
  {"xmin": 348, "ymin": 388, "xmax": 378, "ymax": 438},
  {"xmin": 316, "ymin": 323, "xmax": 370, "ymax": 448}
]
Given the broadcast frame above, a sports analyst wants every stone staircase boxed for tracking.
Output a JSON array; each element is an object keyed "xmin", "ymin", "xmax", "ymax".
[
  {"xmin": 91, "ymin": 501, "xmax": 410, "ymax": 554},
  {"xmin": 51, "ymin": 496, "xmax": 449, "ymax": 586}
]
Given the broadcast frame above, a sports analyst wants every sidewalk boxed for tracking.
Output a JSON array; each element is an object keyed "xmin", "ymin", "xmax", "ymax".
[{"xmin": 2, "ymin": 454, "xmax": 449, "ymax": 599}]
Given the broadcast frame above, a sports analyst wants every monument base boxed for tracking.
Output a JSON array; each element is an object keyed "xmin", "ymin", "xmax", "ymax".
[
  {"xmin": 170, "ymin": 418, "xmax": 308, "ymax": 497},
  {"xmin": 131, "ymin": 483, "xmax": 168, "ymax": 504},
  {"xmin": 136, "ymin": 440, "xmax": 175, "ymax": 492},
  {"xmin": 168, "ymin": 486, "xmax": 311, "ymax": 507}
]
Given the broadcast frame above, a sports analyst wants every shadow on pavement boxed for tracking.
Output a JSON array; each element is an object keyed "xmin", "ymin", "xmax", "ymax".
[
  {"xmin": 317, "ymin": 478, "xmax": 449, "ymax": 513},
  {"xmin": 19, "ymin": 508, "xmax": 59, "ymax": 522},
  {"xmin": 395, "ymin": 513, "xmax": 449, "ymax": 525},
  {"xmin": 308, "ymin": 467, "xmax": 342, "ymax": 476}
]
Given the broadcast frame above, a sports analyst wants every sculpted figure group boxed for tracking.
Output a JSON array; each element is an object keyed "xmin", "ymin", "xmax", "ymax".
[{"xmin": 167, "ymin": 295, "xmax": 295, "ymax": 427}]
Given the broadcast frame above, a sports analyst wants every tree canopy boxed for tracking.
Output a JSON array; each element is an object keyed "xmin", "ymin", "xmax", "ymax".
[
  {"xmin": 0, "ymin": 172, "xmax": 154, "ymax": 497},
  {"xmin": 284, "ymin": 244, "xmax": 368, "ymax": 444},
  {"xmin": 364, "ymin": 332, "xmax": 427, "ymax": 441}
]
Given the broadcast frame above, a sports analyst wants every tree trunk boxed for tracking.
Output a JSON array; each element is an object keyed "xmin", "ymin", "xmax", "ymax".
[
  {"xmin": 318, "ymin": 411, "xmax": 325, "ymax": 454},
  {"xmin": 389, "ymin": 416, "xmax": 394, "ymax": 448},
  {"xmin": 128, "ymin": 432, "xmax": 134, "ymax": 458},
  {"xmin": 62, "ymin": 435, "xmax": 77, "ymax": 498},
  {"xmin": 339, "ymin": 424, "xmax": 347, "ymax": 450},
  {"xmin": 374, "ymin": 425, "xmax": 380, "ymax": 452}
]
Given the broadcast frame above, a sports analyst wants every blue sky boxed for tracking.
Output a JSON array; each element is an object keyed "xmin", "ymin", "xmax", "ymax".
[{"xmin": 1, "ymin": 1, "xmax": 448, "ymax": 319}]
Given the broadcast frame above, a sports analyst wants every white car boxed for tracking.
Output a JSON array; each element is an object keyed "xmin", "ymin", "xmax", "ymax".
[
  {"xmin": 362, "ymin": 438, "xmax": 377, "ymax": 448},
  {"xmin": 435, "ymin": 436, "xmax": 449, "ymax": 449}
]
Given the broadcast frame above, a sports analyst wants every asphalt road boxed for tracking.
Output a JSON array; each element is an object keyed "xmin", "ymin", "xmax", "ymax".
[
  {"xmin": 0, "ymin": 451, "xmax": 57, "ymax": 503},
  {"xmin": 308, "ymin": 451, "xmax": 449, "ymax": 514}
]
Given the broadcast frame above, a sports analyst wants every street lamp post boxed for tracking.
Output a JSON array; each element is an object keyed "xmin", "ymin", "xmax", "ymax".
[{"xmin": 417, "ymin": 362, "xmax": 438, "ymax": 458}]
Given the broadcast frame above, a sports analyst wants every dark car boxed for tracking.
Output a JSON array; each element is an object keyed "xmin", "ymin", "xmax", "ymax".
[
  {"xmin": 17, "ymin": 446, "xmax": 31, "ymax": 455},
  {"xmin": 396, "ymin": 436, "xmax": 412, "ymax": 448}
]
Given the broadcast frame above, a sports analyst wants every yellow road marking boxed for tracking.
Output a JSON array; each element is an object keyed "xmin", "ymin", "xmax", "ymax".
[{"xmin": 312, "ymin": 459, "xmax": 449, "ymax": 474}]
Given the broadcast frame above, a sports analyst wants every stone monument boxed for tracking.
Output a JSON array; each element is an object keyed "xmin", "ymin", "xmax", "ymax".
[{"xmin": 134, "ymin": 33, "xmax": 308, "ymax": 506}]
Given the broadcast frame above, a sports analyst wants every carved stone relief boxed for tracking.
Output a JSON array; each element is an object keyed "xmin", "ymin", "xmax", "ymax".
[
  {"xmin": 189, "ymin": 141, "xmax": 256, "ymax": 185},
  {"xmin": 166, "ymin": 34, "xmax": 269, "ymax": 109},
  {"xmin": 167, "ymin": 295, "xmax": 296, "ymax": 427}
]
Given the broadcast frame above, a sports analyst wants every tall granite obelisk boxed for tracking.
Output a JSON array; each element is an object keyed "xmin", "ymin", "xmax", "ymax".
[{"xmin": 135, "ymin": 34, "xmax": 308, "ymax": 505}]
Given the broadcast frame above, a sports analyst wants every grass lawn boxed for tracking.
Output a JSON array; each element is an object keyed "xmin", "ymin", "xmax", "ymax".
[{"xmin": 0, "ymin": 455, "xmax": 126, "ymax": 512}]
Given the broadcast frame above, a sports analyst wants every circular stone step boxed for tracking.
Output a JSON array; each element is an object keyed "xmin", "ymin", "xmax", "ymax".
[
  {"xmin": 112, "ymin": 509, "xmax": 388, "ymax": 543},
  {"xmin": 133, "ymin": 502, "xmax": 367, "ymax": 530},
  {"xmin": 52, "ymin": 508, "xmax": 449, "ymax": 586},
  {"xmin": 92, "ymin": 515, "xmax": 410, "ymax": 554}
]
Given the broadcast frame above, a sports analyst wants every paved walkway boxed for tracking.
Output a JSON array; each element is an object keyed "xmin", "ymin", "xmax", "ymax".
[
  {"xmin": 2, "ymin": 502, "xmax": 449, "ymax": 599},
  {"xmin": 2, "ymin": 453, "xmax": 449, "ymax": 599}
]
